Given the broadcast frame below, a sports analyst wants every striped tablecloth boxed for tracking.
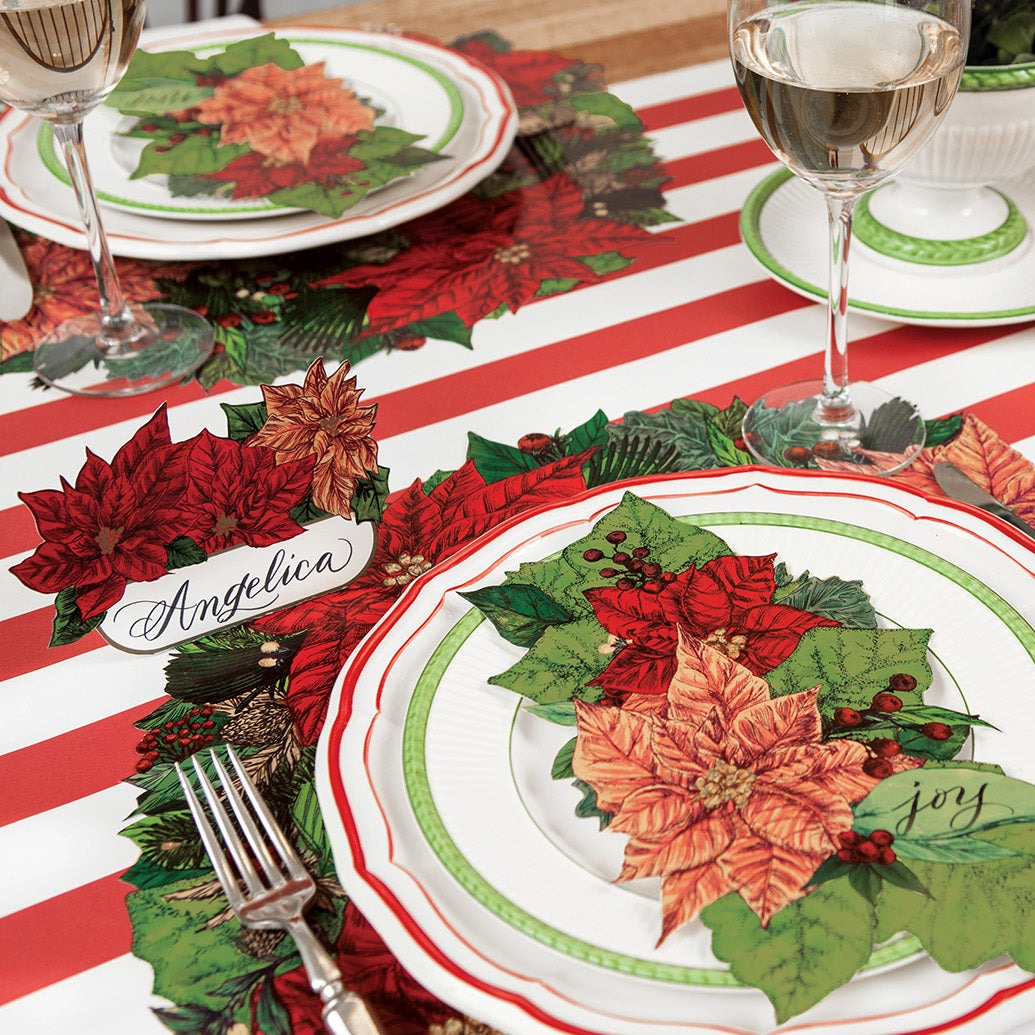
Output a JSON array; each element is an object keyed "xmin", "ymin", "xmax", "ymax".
[{"xmin": 3, "ymin": 47, "xmax": 1035, "ymax": 1035}]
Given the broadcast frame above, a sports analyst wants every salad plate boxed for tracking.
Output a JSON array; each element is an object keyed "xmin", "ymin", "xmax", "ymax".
[
  {"xmin": 317, "ymin": 467, "xmax": 1035, "ymax": 1035},
  {"xmin": 742, "ymin": 169, "xmax": 1035, "ymax": 327},
  {"xmin": 0, "ymin": 26, "xmax": 517, "ymax": 259}
]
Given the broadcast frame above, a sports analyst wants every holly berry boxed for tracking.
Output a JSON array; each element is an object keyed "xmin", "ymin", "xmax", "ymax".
[
  {"xmin": 869, "ymin": 829, "xmax": 894, "ymax": 847},
  {"xmin": 878, "ymin": 846, "xmax": 897, "ymax": 865},
  {"xmin": 642, "ymin": 579, "xmax": 663, "ymax": 593},
  {"xmin": 869, "ymin": 738, "xmax": 901, "ymax": 758},
  {"xmin": 863, "ymin": 757, "xmax": 894, "ymax": 778},
  {"xmin": 733, "ymin": 436, "xmax": 748, "ymax": 452},
  {"xmin": 838, "ymin": 830, "xmax": 863, "ymax": 847},
  {"xmin": 871, "ymin": 691, "xmax": 903, "ymax": 713},
  {"xmin": 583, "ymin": 548, "xmax": 604, "ymax": 562},
  {"xmin": 612, "ymin": 551, "xmax": 630, "ymax": 565},
  {"xmin": 835, "ymin": 828, "xmax": 896, "ymax": 865},
  {"xmin": 615, "ymin": 578, "xmax": 635, "ymax": 590},
  {"xmin": 888, "ymin": 673, "xmax": 917, "ymax": 692},
  {"xmin": 856, "ymin": 840, "xmax": 880, "ymax": 862},
  {"xmin": 599, "ymin": 567, "xmax": 618, "ymax": 578},
  {"xmin": 632, "ymin": 547, "xmax": 651, "ymax": 559},
  {"xmin": 811, "ymin": 440, "xmax": 842, "ymax": 459},
  {"xmin": 517, "ymin": 432, "xmax": 553, "ymax": 455},
  {"xmin": 921, "ymin": 721, "xmax": 953, "ymax": 741},
  {"xmin": 833, "ymin": 706, "xmax": 863, "ymax": 728},
  {"xmin": 783, "ymin": 445, "xmax": 811, "ymax": 463},
  {"xmin": 605, "ymin": 530, "xmax": 627, "ymax": 544}
]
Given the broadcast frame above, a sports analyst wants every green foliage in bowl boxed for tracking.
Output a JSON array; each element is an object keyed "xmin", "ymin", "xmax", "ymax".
[{"xmin": 970, "ymin": 0, "xmax": 1035, "ymax": 64}]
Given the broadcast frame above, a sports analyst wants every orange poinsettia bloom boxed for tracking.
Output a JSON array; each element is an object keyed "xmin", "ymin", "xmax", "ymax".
[
  {"xmin": 2, "ymin": 236, "xmax": 182, "ymax": 361},
  {"xmin": 249, "ymin": 359, "xmax": 378, "ymax": 519},
  {"xmin": 192, "ymin": 62, "xmax": 376, "ymax": 165},
  {"xmin": 573, "ymin": 635, "xmax": 920, "ymax": 938}
]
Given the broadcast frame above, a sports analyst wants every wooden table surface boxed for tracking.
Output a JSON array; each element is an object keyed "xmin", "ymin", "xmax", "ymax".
[{"xmin": 271, "ymin": 0, "xmax": 729, "ymax": 81}]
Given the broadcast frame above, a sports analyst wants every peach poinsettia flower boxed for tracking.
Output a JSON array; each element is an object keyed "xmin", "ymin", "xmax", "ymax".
[
  {"xmin": 1, "ymin": 236, "xmax": 186, "ymax": 361},
  {"xmin": 249, "ymin": 359, "xmax": 378, "ymax": 519},
  {"xmin": 192, "ymin": 62, "xmax": 376, "ymax": 165},
  {"xmin": 573, "ymin": 635, "xmax": 921, "ymax": 938}
]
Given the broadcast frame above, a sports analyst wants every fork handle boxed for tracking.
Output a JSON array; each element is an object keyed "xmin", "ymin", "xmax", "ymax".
[
  {"xmin": 321, "ymin": 985, "xmax": 385, "ymax": 1035},
  {"xmin": 286, "ymin": 918, "xmax": 385, "ymax": 1034}
]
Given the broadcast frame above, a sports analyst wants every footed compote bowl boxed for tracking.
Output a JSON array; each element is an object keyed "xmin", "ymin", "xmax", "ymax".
[{"xmin": 857, "ymin": 60, "xmax": 1035, "ymax": 268}]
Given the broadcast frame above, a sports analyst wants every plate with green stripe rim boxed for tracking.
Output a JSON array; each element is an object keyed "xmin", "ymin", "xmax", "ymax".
[
  {"xmin": 317, "ymin": 468, "xmax": 1035, "ymax": 1035},
  {"xmin": 741, "ymin": 168, "xmax": 1035, "ymax": 327}
]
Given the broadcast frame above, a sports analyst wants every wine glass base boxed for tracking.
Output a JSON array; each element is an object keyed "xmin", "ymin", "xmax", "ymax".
[
  {"xmin": 33, "ymin": 302, "xmax": 215, "ymax": 397},
  {"xmin": 741, "ymin": 379, "xmax": 926, "ymax": 475}
]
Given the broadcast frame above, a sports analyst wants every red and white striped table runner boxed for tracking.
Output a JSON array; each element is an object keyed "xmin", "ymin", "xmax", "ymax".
[{"xmin": 3, "ymin": 54, "xmax": 1035, "ymax": 1034}]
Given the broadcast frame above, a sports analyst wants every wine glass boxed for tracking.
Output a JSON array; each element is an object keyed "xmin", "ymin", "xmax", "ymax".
[
  {"xmin": 0, "ymin": 0, "xmax": 213, "ymax": 396},
  {"xmin": 729, "ymin": 0, "xmax": 970, "ymax": 473}
]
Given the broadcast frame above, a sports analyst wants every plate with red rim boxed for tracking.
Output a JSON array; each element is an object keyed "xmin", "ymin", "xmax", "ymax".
[
  {"xmin": 0, "ymin": 25, "xmax": 517, "ymax": 258},
  {"xmin": 316, "ymin": 467, "xmax": 1035, "ymax": 1035}
]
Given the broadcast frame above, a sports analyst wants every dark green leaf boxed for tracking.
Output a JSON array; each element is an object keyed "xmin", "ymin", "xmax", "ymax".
[
  {"xmin": 350, "ymin": 466, "xmax": 390, "ymax": 524},
  {"xmin": 221, "ymin": 400, "xmax": 268, "ymax": 442},
  {"xmin": 924, "ymin": 412, "xmax": 963, "ymax": 447},
  {"xmin": 551, "ymin": 737, "xmax": 577, "ymax": 779},
  {"xmin": 565, "ymin": 410, "xmax": 610, "ymax": 453},
  {"xmin": 860, "ymin": 397, "xmax": 924, "ymax": 453},
  {"xmin": 806, "ymin": 854, "xmax": 854, "ymax": 888},
  {"xmin": 460, "ymin": 583, "xmax": 573, "ymax": 648},
  {"xmin": 848, "ymin": 864, "xmax": 883, "ymax": 904},
  {"xmin": 467, "ymin": 430, "xmax": 540, "ymax": 483},
  {"xmin": 165, "ymin": 535, "xmax": 207, "ymax": 570},
  {"xmin": 572, "ymin": 777, "xmax": 612, "ymax": 828},
  {"xmin": 254, "ymin": 978, "xmax": 293, "ymax": 1035},
  {"xmin": 877, "ymin": 860, "xmax": 932, "ymax": 897},
  {"xmin": 50, "ymin": 586, "xmax": 104, "ymax": 647}
]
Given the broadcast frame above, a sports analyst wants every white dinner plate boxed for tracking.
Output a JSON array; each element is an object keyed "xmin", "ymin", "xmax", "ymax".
[
  {"xmin": 317, "ymin": 467, "xmax": 1035, "ymax": 1035},
  {"xmin": 0, "ymin": 26, "xmax": 517, "ymax": 258},
  {"xmin": 742, "ymin": 168, "xmax": 1035, "ymax": 327}
]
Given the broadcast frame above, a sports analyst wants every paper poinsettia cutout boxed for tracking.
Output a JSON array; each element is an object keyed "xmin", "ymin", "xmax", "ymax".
[
  {"xmin": 574, "ymin": 634, "xmax": 919, "ymax": 936},
  {"xmin": 584, "ymin": 552, "xmax": 840, "ymax": 700},
  {"xmin": 10, "ymin": 359, "xmax": 385, "ymax": 644},
  {"xmin": 107, "ymin": 34, "xmax": 442, "ymax": 218},
  {"xmin": 461, "ymin": 490, "xmax": 1035, "ymax": 1021}
]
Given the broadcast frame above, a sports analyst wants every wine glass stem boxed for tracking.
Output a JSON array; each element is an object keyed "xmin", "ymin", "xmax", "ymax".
[
  {"xmin": 52, "ymin": 120, "xmax": 141, "ymax": 354},
  {"xmin": 820, "ymin": 192, "xmax": 858, "ymax": 425}
]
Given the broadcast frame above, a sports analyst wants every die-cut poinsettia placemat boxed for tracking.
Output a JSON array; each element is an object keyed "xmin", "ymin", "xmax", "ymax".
[
  {"xmin": 10, "ymin": 387, "xmax": 1034, "ymax": 1033},
  {"xmin": 1, "ymin": 31, "xmax": 674, "ymax": 389}
]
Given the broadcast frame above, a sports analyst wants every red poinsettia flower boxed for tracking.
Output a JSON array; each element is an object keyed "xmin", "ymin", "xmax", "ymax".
[
  {"xmin": 179, "ymin": 430, "xmax": 314, "ymax": 553},
  {"xmin": 586, "ymin": 554, "xmax": 840, "ymax": 699},
  {"xmin": 451, "ymin": 37, "xmax": 583, "ymax": 107},
  {"xmin": 10, "ymin": 408, "xmax": 190, "ymax": 618},
  {"xmin": 254, "ymin": 454, "xmax": 591, "ymax": 743},
  {"xmin": 315, "ymin": 174, "xmax": 653, "ymax": 333},
  {"xmin": 203, "ymin": 136, "xmax": 365, "ymax": 199},
  {"xmin": 260, "ymin": 901, "xmax": 450, "ymax": 1035}
]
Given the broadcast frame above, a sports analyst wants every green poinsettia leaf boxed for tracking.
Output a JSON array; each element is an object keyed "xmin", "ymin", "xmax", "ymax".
[
  {"xmin": 706, "ymin": 416, "xmax": 752, "ymax": 467},
  {"xmin": 551, "ymin": 736, "xmax": 576, "ymax": 779},
  {"xmin": 848, "ymin": 863, "xmax": 884, "ymax": 904},
  {"xmin": 570, "ymin": 92, "xmax": 644, "ymax": 131},
  {"xmin": 925, "ymin": 412, "xmax": 964, "ymax": 447},
  {"xmin": 504, "ymin": 493, "xmax": 731, "ymax": 617},
  {"xmin": 132, "ymin": 137, "xmax": 247, "ymax": 179},
  {"xmin": 467, "ymin": 431, "xmax": 541, "ymax": 482},
  {"xmin": 411, "ymin": 311, "xmax": 473, "ymax": 348},
  {"xmin": 873, "ymin": 822, "xmax": 1035, "ymax": 972},
  {"xmin": 110, "ymin": 81, "xmax": 211, "ymax": 117},
  {"xmin": 350, "ymin": 466, "xmax": 390, "ymax": 524},
  {"xmin": 572, "ymin": 776, "xmax": 612, "ymax": 828},
  {"xmin": 110, "ymin": 49, "xmax": 208, "ymax": 96},
  {"xmin": 524, "ymin": 701, "xmax": 579, "ymax": 725},
  {"xmin": 775, "ymin": 573, "xmax": 877, "ymax": 629},
  {"xmin": 701, "ymin": 882, "xmax": 877, "ymax": 1024},
  {"xmin": 207, "ymin": 33, "xmax": 305, "ymax": 77},
  {"xmin": 50, "ymin": 586, "xmax": 105, "ymax": 647},
  {"xmin": 166, "ymin": 535, "xmax": 208, "ymax": 570},
  {"xmin": 219, "ymin": 399, "xmax": 267, "ymax": 440},
  {"xmin": 488, "ymin": 617, "xmax": 609, "ymax": 704},
  {"xmin": 876, "ymin": 860, "xmax": 932, "ymax": 897},
  {"xmin": 765, "ymin": 626, "xmax": 932, "ymax": 714},
  {"xmin": 577, "ymin": 251, "xmax": 633, "ymax": 275},
  {"xmin": 459, "ymin": 583, "xmax": 573, "ymax": 648},
  {"xmin": 536, "ymin": 277, "xmax": 580, "ymax": 297},
  {"xmin": 565, "ymin": 410, "xmax": 610, "ymax": 453}
]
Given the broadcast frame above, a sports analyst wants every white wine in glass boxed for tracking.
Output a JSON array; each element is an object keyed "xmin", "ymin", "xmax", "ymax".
[
  {"xmin": 730, "ymin": 0, "xmax": 969, "ymax": 473},
  {"xmin": 0, "ymin": 0, "xmax": 214, "ymax": 396}
]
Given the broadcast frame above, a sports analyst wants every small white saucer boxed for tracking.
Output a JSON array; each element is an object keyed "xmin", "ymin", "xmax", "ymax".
[{"xmin": 741, "ymin": 168, "xmax": 1035, "ymax": 327}]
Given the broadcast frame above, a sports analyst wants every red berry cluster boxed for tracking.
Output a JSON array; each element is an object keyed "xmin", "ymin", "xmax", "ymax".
[
  {"xmin": 837, "ymin": 829, "xmax": 896, "ymax": 866},
  {"xmin": 830, "ymin": 673, "xmax": 954, "ymax": 776},
  {"xmin": 583, "ymin": 530, "xmax": 678, "ymax": 593},
  {"xmin": 517, "ymin": 432, "xmax": 561, "ymax": 459},
  {"xmin": 134, "ymin": 706, "xmax": 219, "ymax": 773}
]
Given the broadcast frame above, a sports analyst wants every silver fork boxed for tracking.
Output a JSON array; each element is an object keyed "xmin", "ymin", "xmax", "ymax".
[{"xmin": 176, "ymin": 747, "xmax": 384, "ymax": 1035}]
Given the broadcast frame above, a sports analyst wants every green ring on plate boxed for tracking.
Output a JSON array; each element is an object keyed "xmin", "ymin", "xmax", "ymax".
[
  {"xmin": 855, "ymin": 189, "xmax": 1028, "ymax": 267},
  {"xmin": 960, "ymin": 60, "xmax": 1035, "ymax": 92}
]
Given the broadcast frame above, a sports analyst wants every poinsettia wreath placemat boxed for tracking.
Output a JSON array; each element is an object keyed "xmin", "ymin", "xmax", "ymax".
[{"xmin": 11, "ymin": 375, "xmax": 1035, "ymax": 1034}]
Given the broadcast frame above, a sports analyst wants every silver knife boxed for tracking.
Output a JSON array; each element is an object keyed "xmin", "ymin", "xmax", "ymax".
[
  {"xmin": 0, "ymin": 220, "xmax": 32, "ymax": 322},
  {"xmin": 933, "ymin": 461, "xmax": 1035, "ymax": 541}
]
